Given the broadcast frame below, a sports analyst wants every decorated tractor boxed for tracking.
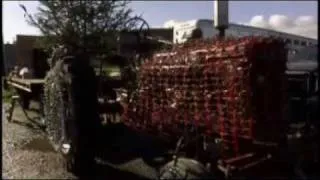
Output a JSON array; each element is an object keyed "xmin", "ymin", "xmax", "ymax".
[
  {"xmin": 122, "ymin": 36, "xmax": 317, "ymax": 179},
  {"xmin": 122, "ymin": 37, "xmax": 289, "ymax": 179},
  {"xmin": 41, "ymin": 15, "xmax": 318, "ymax": 178}
]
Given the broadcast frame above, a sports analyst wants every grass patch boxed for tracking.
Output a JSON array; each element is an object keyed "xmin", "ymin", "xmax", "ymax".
[
  {"xmin": 2, "ymin": 88, "xmax": 14, "ymax": 103},
  {"xmin": 2, "ymin": 77, "xmax": 15, "ymax": 103},
  {"xmin": 94, "ymin": 66, "xmax": 121, "ymax": 77}
]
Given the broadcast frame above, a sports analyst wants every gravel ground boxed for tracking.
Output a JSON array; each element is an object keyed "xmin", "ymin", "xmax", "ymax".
[
  {"xmin": 4, "ymin": 101, "xmax": 318, "ymax": 179},
  {"xmin": 2, "ymin": 102, "xmax": 76, "ymax": 179},
  {"xmin": 2, "ymin": 101, "xmax": 166, "ymax": 179}
]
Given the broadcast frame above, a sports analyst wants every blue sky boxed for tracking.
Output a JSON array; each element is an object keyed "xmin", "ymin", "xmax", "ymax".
[
  {"xmin": 2, "ymin": 1, "xmax": 318, "ymax": 43},
  {"xmin": 130, "ymin": 1, "xmax": 317, "ymax": 26}
]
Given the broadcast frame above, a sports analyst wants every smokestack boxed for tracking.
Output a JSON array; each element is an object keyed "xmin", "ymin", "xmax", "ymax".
[{"xmin": 214, "ymin": 1, "xmax": 229, "ymax": 38}]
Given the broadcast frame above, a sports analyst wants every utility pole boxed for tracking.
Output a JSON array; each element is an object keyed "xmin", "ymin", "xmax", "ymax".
[
  {"xmin": 1, "ymin": 0, "xmax": 4, "ymax": 77},
  {"xmin": 214, "ymin": 1, "xmax": 229, "ymax": 39}
]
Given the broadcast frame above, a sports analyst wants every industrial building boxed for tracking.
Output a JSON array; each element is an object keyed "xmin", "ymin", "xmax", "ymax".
[
  {"xmin": 2, "ymin": 28, "xmax": 173, "ymax": 76},
  {"xmin": 172, "ymin": 19, "xmax": 318, "ymax": 52}
]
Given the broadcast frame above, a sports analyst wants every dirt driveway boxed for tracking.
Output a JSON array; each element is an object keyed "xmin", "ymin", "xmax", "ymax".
[{"xmin": 2, "ymin": 102, "xmax": 75, "ymax": 179}]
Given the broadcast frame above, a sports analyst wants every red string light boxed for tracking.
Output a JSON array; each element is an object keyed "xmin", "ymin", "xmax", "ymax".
[{"xmin": 121, "ymin": 37, "xmax": 287, "ymax": 158}]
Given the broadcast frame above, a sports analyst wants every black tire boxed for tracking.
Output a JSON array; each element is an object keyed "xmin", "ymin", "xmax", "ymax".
[
  {"xmin": 43, "ymin": 55, "xmax": 100, "ymax": 176},
  {"xmin": 42, "ymin": 59, "xmax": 78, "ymax": 175},
  {"xmin": 49, "ymin": 58, "xmax": 100, "ymax": 177},
  {"xmin": 69, "ymin": 59, "xmax": 100, "ymax": 177}
]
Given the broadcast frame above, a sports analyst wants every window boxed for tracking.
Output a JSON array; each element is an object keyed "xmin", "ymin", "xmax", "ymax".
[
  {"xmin": 176, "ymin": 39, "xmax": 179, "ymax": 43},
  {"xmin": 290, "ymin": 46, "xmax": 317, "ymax": 62},
  {"xmin": 294, "ymin": 40, "xmax": 299, "ymax": 45},
  {"xmin": 182, "ymin": 32, "xmax": 188, "ymax": 39},
  {"xmin": 285, "ymin": 39, "xmax": 292, "ymax": 44},
  {"xmin": 308, "ymin": 42, "xmax": 313, "ymax": 46},
  {"xmin": 301, "ymin": 41, "xmax": 306, "ymax": 46},
  {"xmin": 176, "ymin": 31, "xmax": 179, "ymax": 36}
]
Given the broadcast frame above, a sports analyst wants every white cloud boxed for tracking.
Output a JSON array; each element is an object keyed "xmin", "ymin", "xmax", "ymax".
[
  {"xmin": 268, "ymin": 14, "xmax": 293, "ymax": 29},
  {"xmin": 249, "ymin": 15, "xmax": 270, "ymax": 29},
  {"xmin": 247, "ymin": 15, "xmax": 317, "ymax": 39}
]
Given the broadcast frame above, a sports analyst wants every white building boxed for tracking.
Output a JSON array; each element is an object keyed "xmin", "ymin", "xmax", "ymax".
[{"xmin": 172, "ymin": 19, "xmax": 317, "ymax": 52}]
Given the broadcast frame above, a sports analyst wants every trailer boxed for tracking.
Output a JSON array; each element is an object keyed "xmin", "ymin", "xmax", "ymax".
[
  {"xmin": 4, "ymin": 77, "xmax": 45, "ymax": 126},
  {"xmin": 3, "ymin": 35, "xmax": 49, "ymax": 124},
  {"xmin": 6, "ymin": 77, "xmax": 44, "ymax": 105}
]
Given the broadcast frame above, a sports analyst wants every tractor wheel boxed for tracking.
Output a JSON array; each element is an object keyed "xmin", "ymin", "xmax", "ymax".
[
  {"xmin": 43, "ymin": 56, "xmax": 99, "ymax": 176},
  {"xmin": 43, "ymin": 59, "xmax": 72, "ymax": 163},
  {"xmin": 42, "ymin": 59, "xmax": 77, "ymax": 175}
]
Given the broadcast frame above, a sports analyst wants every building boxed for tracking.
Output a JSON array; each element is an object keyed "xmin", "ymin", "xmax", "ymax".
[
  {"xmin": 116, "ymin": 28, "xmax": 173, "ymax": 57},
  {"xmin": 3, "ymin": 43, "xmax": 17, "ymax": 76},
  {"xmin": 172, "ymin": 19, "xmax": 318, "ymax": 53},
  {"xmin": 15, "ymin": 35, "xmax": 44, "ymax": 66},
  {"xmin": 3, "ymin": 28, "xmax": 173, "ymax": 77}
]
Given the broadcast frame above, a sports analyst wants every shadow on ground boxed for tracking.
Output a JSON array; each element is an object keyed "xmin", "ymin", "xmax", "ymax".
[
  {"xmin": 20, "ymin": 118, "xmax": 172, "ymax": 179},
  {"xmin": 93, "ymin": 164, "xmax": 149, "ymax": 180},
  {"xmin": 96, "ymin": 123, "xmax": 171, "ymax": 164},
  {"xmin": 72, "ymin": 123, "xmax": 173, "ymax": 179}
]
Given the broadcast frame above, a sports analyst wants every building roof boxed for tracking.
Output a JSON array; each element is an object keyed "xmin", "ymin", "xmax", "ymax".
[
  {"xmin": 16, "ymin": 34, "xmax": 44, "ymax": 48},
  {"xmin": 228, "ymin": 22, "xmax": 317, "ymax": 42},
  {"xmin": 174, "ymin": 19, "xmax": 317, "ymax": 42}
]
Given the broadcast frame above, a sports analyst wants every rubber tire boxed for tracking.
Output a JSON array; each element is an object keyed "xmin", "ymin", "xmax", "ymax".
[
  {"xmin": 45, "ymin": 56, "xmax": 99, "ymax": 176},
  {"xmin": 65, "ymin": 59, "xmax": 100, "ymax": 177},
  {"xmin": 43, "ymin": 59, "xmax": 79, "ymax": 175}
]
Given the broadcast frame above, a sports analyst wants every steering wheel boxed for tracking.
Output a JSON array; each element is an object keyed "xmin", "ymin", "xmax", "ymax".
[{"xmin": 124, "ymin": 16, "xmax": 150, "ymax": 47}]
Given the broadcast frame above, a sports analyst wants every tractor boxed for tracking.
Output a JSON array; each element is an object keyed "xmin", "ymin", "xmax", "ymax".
[{"xmin": 34, "ymin": 2, "xmax": 319, "ymax": 179}]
